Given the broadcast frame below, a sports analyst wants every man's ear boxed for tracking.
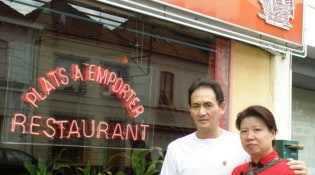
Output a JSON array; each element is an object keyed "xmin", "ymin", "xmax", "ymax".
[
  {"xmin": 219, "ymin": 101, "xmax": 227, "ymax": 113},
  {"xmin": 188, "ymin": 104, "xmax": 192, "ymax": 114}
]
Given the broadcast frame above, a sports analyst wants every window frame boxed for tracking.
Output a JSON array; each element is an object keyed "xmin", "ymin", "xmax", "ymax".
[
  {"xmin": 100, "ymin": 59, "xmax": 130, "ymax": 98},
  {"xmin": 159, "ymin": 71, "xmax": 174, "ymax": 106}
]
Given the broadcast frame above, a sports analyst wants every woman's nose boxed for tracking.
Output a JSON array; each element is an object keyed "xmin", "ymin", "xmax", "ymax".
[{"xmin": 247, "ymin": 130, "xmax": 255, "ymax": 139}]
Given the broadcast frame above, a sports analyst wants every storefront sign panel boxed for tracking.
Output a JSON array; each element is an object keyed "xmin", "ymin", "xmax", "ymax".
[{"xmin": 160, "ymin": 0, "xmax": 303, "ymax": 45}]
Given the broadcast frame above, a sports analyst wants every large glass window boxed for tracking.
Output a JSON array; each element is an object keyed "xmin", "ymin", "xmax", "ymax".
[{"xmin": 0, "ymin": 1, "xmax": 226, "ymax": 175}]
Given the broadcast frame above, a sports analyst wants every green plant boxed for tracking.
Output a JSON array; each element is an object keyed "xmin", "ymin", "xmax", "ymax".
[
  {"xmin": 76, "ymin": 161, "xmax": 91, "ymax": 175},
  {"xmin": 107, "ymin": 147, "xmax": 164, "ymax": 175},
  {"xmin": 23, "ymin": 148, "xmax": 70, "ymax": 175}
]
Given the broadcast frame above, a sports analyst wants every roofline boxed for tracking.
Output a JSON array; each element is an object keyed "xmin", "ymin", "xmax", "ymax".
[{"xmin": 0, "ymin": 16, "xmax": 43, "ymax": 30}]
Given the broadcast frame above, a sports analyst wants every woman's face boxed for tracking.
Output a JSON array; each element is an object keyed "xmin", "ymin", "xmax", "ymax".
[{"xmin": 239, "ymin": 116, "xmax": 275, "ymax": 162}]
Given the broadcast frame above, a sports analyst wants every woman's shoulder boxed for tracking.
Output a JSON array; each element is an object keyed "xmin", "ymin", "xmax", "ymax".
[
  {"xmin": 231, "ymin": 162, "xmax": 248, "ymax": 175},
  {"xmin": 232, "ymin": 159, "xmax": 294, "ymax": 175},
  {"xmin": 271, "ymin": 158, "xmax": 295, "ymax": 175}
]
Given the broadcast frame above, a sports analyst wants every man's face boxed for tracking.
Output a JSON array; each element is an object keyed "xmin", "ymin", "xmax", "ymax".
[{"xmin": 189, "ymin": 87, "xmax": 225, "ymax": 137}]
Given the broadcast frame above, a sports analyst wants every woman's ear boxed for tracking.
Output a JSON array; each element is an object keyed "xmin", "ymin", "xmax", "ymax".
[{"xmin": 271, "ymin": 129, "xmax": 276, "ymax": 139}]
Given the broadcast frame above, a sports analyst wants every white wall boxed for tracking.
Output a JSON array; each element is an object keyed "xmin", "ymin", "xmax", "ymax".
[
  {"xmin": 304, "ymin": 0, "xmax": 315, "ymax": 47},
  {"xmin": 274, "ymin": 53, "xmax": 292, "ymax": 140}
]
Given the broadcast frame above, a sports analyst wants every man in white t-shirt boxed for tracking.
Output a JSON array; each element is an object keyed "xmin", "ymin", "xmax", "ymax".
[{"xmin": 160, "ymin": 78, "xmax": 307, "ymax": 175}]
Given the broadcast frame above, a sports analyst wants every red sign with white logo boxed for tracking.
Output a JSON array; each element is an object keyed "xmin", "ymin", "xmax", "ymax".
[{"xmin": 160, "ymin": 0, "xmax": 303, "ymax": 45}]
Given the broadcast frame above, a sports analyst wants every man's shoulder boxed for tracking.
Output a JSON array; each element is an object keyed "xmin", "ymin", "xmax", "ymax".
[
  {"xmin": 168, "ymin": 132, "xmax": 195, "ymax": 145},
  {"xmin": 221, "ymin": 129, "xmax": 240, "ymax": 138},
  {"xmin": 219, "ymin": 130, "xmax": 244, "ymax": 146}
]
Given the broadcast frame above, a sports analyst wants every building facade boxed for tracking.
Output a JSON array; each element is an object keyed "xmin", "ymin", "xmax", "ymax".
[{"xmin": 292, "ymin": 0, "xmax": 315, "ymax": 173}]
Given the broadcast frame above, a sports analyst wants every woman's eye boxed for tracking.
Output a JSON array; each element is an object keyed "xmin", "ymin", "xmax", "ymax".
[
  {"xmin": 254, "ymin": 128, "xmax": 261, "ymax": 133},
  {"xmin": 240, "ymin": 130, "xmax": 247, "ymax": 134}
]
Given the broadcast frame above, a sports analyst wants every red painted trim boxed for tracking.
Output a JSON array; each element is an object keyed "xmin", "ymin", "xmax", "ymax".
[{"xmin": 214, "ymin": 37, "xmax": 231, "ymax": 130}]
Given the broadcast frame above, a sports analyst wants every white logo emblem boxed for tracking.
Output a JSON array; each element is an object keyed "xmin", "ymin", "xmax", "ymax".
[{"xmin": 258, "ymin": 0, "xmax": 295, "ymax": 30}]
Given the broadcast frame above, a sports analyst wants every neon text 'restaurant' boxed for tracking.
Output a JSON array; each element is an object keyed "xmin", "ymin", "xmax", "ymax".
[{"xmin": 11, "ymin": 113, "xmax": 149, "ymax": 140}]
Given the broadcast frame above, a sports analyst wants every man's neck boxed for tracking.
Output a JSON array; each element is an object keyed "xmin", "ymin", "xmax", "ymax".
[{"xmin": 196, "ymin": 128, "xmax": 223, "ymax": 139}]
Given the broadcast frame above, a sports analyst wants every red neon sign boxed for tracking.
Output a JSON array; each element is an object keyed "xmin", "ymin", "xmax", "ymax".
[
  {"xmin": 10, "ymin": 63, "xmax": 147, "ymax": 143},
  {"xmin": 21, "ymin": 64, "xmax": 144, "ymax": 118},
  {"xmin": 11, "ymin": 113, "xmax": 149, "ymax": 140}
]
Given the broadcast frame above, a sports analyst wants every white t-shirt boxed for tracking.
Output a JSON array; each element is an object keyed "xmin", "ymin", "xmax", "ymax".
[{"xmin": 160, "ymin": 130, "xmax": 249, "ymax": 175}]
